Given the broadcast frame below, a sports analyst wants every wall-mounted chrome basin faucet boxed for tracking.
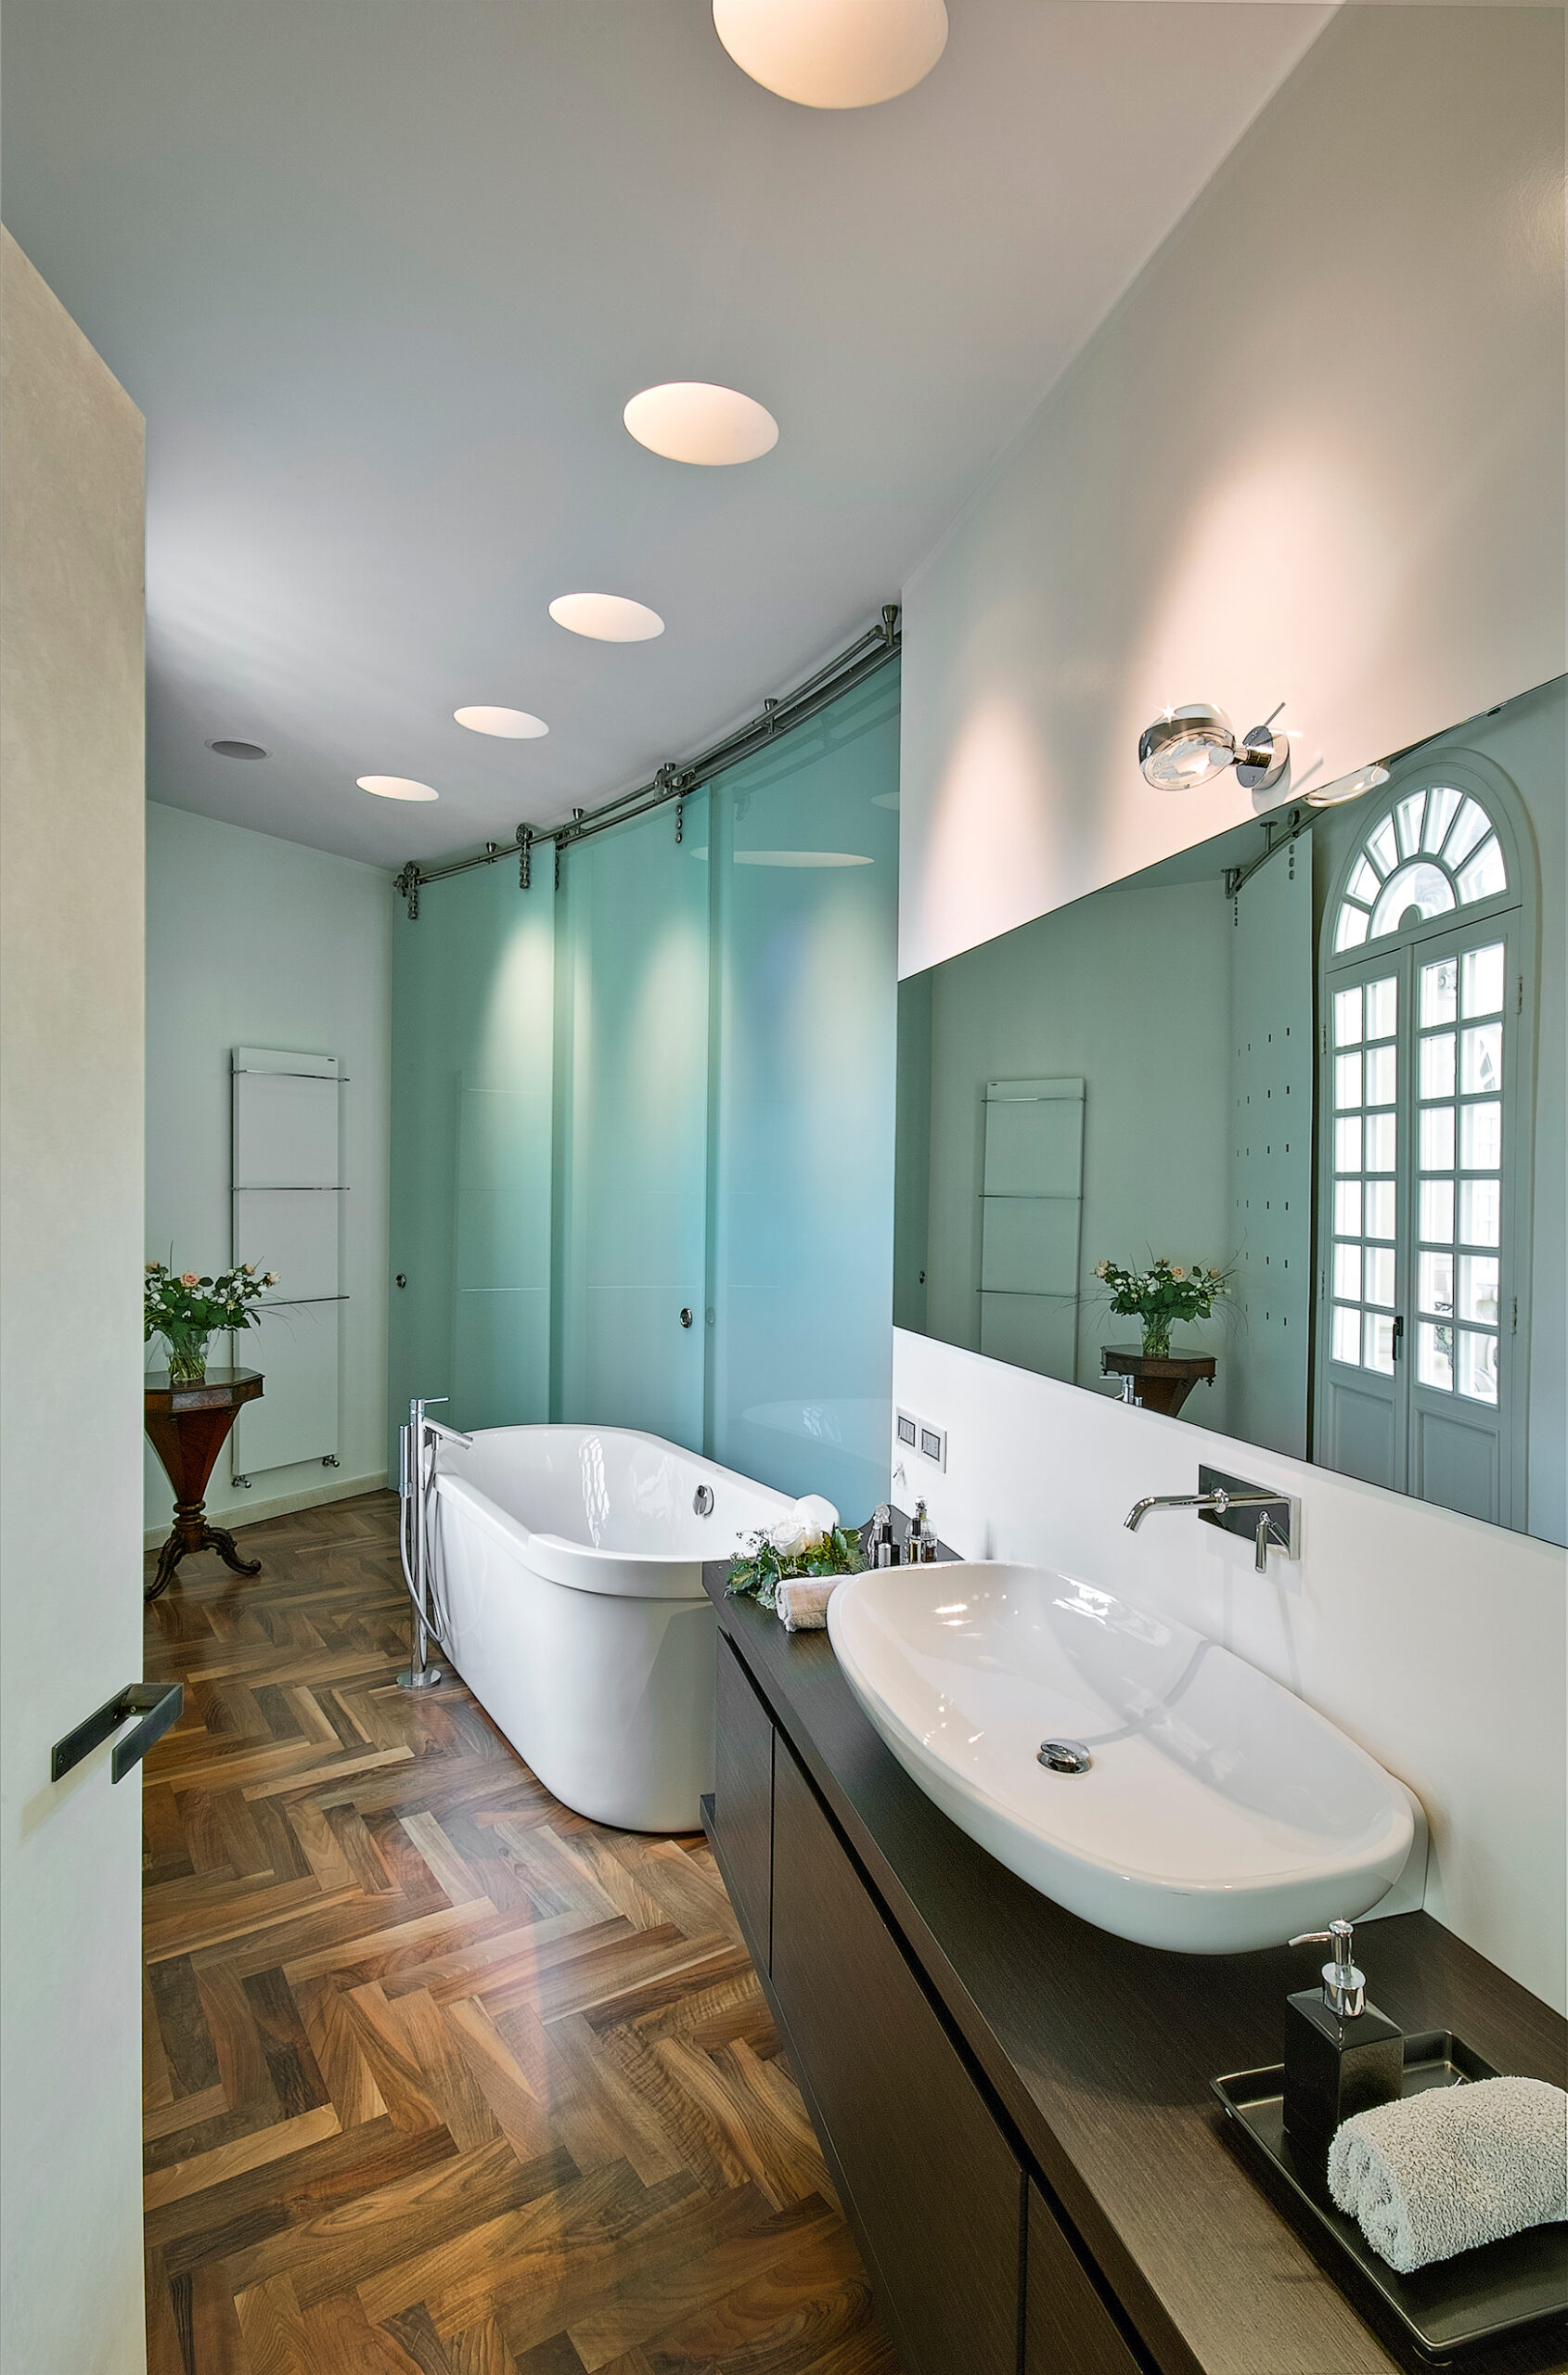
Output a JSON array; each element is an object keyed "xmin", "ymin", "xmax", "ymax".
[{"xmin": 1125, "ymin": 1465, "xmax": 1298, "ymax": 1572}]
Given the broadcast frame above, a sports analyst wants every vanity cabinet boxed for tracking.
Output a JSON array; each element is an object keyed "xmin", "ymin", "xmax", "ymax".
[
  {"xmin": 1025, "ymin": 2178, "xmax": 1143, "ymax": 2375},
  {"xmin": 712, "ymin": 1619, "xmax": 1151, "ymax": 2375},
  {"xmin": 769, "ymin": 1736, "xmax": 1025, "ymax": 2375},
  {"xmin": 706, "ymin": 1584, "xmax": 1568, "ymax": 2375},
  {"xmin": 713, "ymin": 1629, "xmax": 774, "ymax": 1966}
]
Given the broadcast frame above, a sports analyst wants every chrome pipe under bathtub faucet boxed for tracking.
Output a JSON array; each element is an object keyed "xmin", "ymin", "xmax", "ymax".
[
  {"xmin": 1124, "ymin": 1466, "xmax": 1297, "ymax": 1573},
  {"xmin": 396, "ymin": 1396, "xmax": 474, "ymax": 1691}
]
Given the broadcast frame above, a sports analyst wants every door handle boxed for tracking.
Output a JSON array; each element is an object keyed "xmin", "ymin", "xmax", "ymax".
[
  {"xmin": 1393, "ymin": 1313, "xmax": 1406, "ymax": 1361},
  {"xmin": 51, "ymin": 1682, "xmax": 183, "ymax": 1785}
]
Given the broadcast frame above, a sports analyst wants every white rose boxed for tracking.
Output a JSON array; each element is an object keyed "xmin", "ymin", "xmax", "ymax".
[
  {"xmin": 791, "ymin": 1494, "xmax": 840, "ymax": 1551},
  {"xmin": 770, "ymin": 1516, "xmax": 809, "ymax": 1558}
]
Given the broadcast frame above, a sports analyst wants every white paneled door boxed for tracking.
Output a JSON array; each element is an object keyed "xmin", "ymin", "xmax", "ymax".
[
  {"xmin": 0, "ymin": 230, "xmax": 148, "ymax": 2375},
  {"xmin": 1318, "ymin": 882, "xmax": 1525, "ymax": 1527}
]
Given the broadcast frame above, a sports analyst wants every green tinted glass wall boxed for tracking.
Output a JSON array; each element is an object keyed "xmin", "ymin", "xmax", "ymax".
[
  {"xmin": 553, "ymin": 794, "xmax": 710, "ymax": 1448},
  {"xmin": 389, "ymin": 861, "xmax": 555, "ymax": 1449},
  {"xmin": 388, "ymin": 662, "xmax": 899, "ymax": 1520},
  {"xmin": 707, "ymin": 666, "xmax": 900, "ymax": 1518}
]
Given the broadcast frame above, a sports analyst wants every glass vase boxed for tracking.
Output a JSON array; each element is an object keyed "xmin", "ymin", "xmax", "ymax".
[
  {"xmin": 161, "ymin": 1328, "xmax": 212, "ymax": 1387},
  {"xmin": 1140, "ymin": 1315, "xmax": 1173, "ymax": 1360}
]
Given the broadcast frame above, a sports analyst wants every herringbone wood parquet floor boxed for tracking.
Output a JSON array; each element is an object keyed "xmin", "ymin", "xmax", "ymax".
[{"xmin": 142, "ymin": 1490, "xmax": 902, "ymax": 2375}]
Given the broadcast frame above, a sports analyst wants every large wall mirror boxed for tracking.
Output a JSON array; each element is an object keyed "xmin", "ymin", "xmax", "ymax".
[{"xmin": 894, "ymin": 676, "xmax": 1565, "ymax": 1546}]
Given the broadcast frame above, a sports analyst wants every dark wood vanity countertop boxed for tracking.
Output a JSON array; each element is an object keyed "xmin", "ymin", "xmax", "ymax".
[{"xmin": 705, "ymin": 1569, "xmax": 1568, "ymax": 2375}]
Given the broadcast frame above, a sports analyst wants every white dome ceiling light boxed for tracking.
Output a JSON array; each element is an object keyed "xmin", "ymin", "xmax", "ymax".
[
  {"xmin": 454, "ymin": 705, "xmax": 549, "ymax": 738},
  {"xmin": 358, "ymin": 775, "xmax": 439, "ymax": 802},
  {"xmin": 623, "ymin": 382, "xmax": 779, "ymax": 467},
  {"xmin": 548, "ymin": 592, "xmax": 665, "ymax": 642},
  {"xmin": 713, "ymin": 0, "xmax": 947, "ymax": 109}
]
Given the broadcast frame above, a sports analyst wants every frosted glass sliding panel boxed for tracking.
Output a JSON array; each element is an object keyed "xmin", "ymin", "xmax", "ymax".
[
  {"xmin": 389, "ymin": 862, "xmax": 555, "ymax": 1448},
  {"xmin": 554, "ymin": 795, "xmax": 710, "ymax": 1448},
  {"xmin": 709, "ymin": 664, "xmax": 899, "ymax": 1521}
]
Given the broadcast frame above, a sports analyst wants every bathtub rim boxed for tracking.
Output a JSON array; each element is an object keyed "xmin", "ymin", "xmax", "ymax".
[{"xmin": 431, "ymin": 1425, "xmax": 794, "ymax": 1602}]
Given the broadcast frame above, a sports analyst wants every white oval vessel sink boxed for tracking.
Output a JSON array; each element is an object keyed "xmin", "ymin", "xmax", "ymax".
[{"xmin": 827, "ymin": 1563, "xmax": 1416, "ymax": 1954}]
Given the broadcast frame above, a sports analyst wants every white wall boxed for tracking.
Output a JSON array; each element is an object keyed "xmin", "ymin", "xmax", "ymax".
[
  {"xmin": 900, "ymin": 5, "xmax": 1566, "ymax": 980},
  {"xmin": 144, "ymin": 803, "xmax": 392, "ymax": 1532},
  {"xmin": 891, "ymin": 9, "xmax": 1568, "ymax": 2011},
  {"xmin": 1, "ymin": 228, "xmax": 148, "ymax": 2375}
]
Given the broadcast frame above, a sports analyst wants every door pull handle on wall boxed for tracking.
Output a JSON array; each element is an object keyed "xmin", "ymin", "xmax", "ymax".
[{"xmin": 51, "ymin": 1681, "xmax": 184, "ymax": 1785}]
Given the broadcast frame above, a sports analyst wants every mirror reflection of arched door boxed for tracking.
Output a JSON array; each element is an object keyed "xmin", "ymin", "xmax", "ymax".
[{"xmin": 1316, "ymin": 763, "xmax": 1536, "ymax": 1526}]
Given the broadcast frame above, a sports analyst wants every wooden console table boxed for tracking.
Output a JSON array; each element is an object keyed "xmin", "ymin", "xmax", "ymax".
[
  {"xmin": 1100, "ymin": 1343, "xmax": 1216, "ymax": 1419},
  {"xmin": 144, "ymin": 1367, "xmax": 263, "ymax": 1603}
]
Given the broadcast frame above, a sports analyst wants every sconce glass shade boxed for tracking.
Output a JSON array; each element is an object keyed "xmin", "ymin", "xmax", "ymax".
[
  {"xmin": 713, "ymin": 0, "xmax": 948, "ymax": 109},
  {"xmin": 1138, "ymin": 704, "xmax": 1238, "ymax": 790},
  {"xmin": 1307, "ymin": 762, "xmax": 1392, "ymax": 809}
]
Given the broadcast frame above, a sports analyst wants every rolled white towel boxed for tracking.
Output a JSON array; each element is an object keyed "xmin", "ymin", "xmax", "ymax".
[
  {"xmin": 1327, "ymin": 2076, "xmax": 1568, "ymax": 2274},
  {"xmin": 775, "ymin": 1574, "xmax": 843, "ymax": 1631}
]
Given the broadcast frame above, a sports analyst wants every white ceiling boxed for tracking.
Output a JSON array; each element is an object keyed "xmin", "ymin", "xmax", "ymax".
[{"xmin": 2, "ymin": 1, "xmax": 1330, "ymax": 868}]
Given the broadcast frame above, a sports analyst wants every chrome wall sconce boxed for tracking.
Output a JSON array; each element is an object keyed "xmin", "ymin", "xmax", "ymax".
[{"xmin": 1138, "ymin": 701, "xmax": 1290, "ymax": 793}]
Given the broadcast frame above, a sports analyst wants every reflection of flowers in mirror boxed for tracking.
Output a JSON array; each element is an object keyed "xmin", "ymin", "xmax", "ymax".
[
  {"xmin": 1094, "ymin": 1254, "xmax": 1232, "ymax": 1360},
  {"xmin": 145, "ymin": 1257, "xmax": 278, "ymax": 1387}
]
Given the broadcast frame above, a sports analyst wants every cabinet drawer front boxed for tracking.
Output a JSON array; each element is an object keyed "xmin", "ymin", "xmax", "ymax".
[
  {"xmin": 1026, "ymin": 2178, "xmax": 1145, "ymax": 2375},
  {"xmin": 770, "ymin": 1740, "xmax": 1022, "ymax": 2375},
  {"xmin": 713, "ymin": 1629, "xmax": 774, "ymax": 1969}
]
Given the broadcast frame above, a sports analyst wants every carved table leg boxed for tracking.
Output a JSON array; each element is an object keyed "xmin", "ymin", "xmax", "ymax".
[
  {"xmin": 205, "ymin": 1524, "xmax": 263, "ymax": 1578},
  {"xmin": 146, "ymin": 1532, "xmax": 187, "ymax": 1603}
]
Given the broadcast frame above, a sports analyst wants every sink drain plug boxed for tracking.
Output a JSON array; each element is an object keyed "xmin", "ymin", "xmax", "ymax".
[{"xmin": 1037, "ymin": 1740, "xmax": 1092, "ymax": 1775}]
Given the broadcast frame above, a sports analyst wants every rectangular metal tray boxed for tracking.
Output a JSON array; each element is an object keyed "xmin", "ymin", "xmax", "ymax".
[{"xmin": 1212, "ymin": 2031, "xmax": 1568, "ymax": 2362}]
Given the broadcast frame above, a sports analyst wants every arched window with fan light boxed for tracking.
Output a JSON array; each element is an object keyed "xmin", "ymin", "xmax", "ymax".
[{"xmin": 1317, "ymin": 756, "xmax": 1537, "ymax": 1527}]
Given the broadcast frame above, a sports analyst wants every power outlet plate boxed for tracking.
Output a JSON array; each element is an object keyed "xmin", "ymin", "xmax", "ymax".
[{"xmin": 896, "ymin": 1408, "xmax": 946, "ymax": 1471}]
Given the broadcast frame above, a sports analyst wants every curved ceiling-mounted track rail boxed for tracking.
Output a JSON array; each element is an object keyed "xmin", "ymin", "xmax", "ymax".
[{"xmin": 393, "ymin": 604, "xmax": 901, "ymax": 919}]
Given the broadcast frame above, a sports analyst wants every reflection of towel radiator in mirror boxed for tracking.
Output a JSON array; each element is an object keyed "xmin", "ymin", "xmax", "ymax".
[
  {"xmin": 977, "ymin": 1077, "xmax": 1086, "ymax": 1383},
  {"xmin": 229, "ymin": 1046, "xmax": 348, "ymax": 1485}
]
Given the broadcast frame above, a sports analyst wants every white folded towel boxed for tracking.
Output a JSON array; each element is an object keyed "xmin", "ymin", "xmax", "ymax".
[
  {"xmin": 775, "ymin": 1574, "xmax": 842, "ymax": 1632},
  {"xmin": 1327, "ymin": 2076, "xmax": 1568, "ymax": 2273}
]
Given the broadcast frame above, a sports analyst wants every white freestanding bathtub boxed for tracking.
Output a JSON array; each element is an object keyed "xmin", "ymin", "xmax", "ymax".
[{"xmin": 425, "ymin": 1425, "xmax": 791, "ymax": 1831}]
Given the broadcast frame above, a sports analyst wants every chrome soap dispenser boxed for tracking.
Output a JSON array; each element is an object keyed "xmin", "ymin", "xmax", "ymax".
[{"xmin": 1282, "ymin": 1918, "xmax": 1404, "ymax": 2168}]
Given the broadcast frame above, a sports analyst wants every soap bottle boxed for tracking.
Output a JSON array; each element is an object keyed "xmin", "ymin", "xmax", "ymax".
[
  {"xmin": 867, "ymin": 1506, "xmax": 902, "ymax": 1568},
  {"xmin": 1282, "ymin": 1919, "xmax": 1405, "ymax": 2172}
]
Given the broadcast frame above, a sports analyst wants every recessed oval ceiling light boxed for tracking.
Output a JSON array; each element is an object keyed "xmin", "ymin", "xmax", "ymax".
[
  {"xmin": 623, "ymin": 383, "xmax": 778, "ymax": 467},
  {"xmin": 358, "ymin": 776, "xmax": 439, "ymax": 802},
  {"xmin": 207, "ymin": 738, "xmax": 268, "ymax": 760},
  {"xmin": 548, "ymin": 593, "xmax": 665, "ymax": 642},
  {"xmin": 713, "ymin": 0, "xmax": 947, "ymax": 109},
  {"xmin": 454, "ymin": 705, "xmax": 549, "ymax": 738}
]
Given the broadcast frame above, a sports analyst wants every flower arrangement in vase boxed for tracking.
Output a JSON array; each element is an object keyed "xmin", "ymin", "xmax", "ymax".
[
  {"xmin": 726, "ymin": 1495, "xmax": 864, "ymax": 1611},
  {"xmin": 1094, "ymin": 1254, "xmax": 1231, "ymax": 1361},
  {"xmin": 145, "ymin": 1258, "xmax": 278, "ymax": 1386}
]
